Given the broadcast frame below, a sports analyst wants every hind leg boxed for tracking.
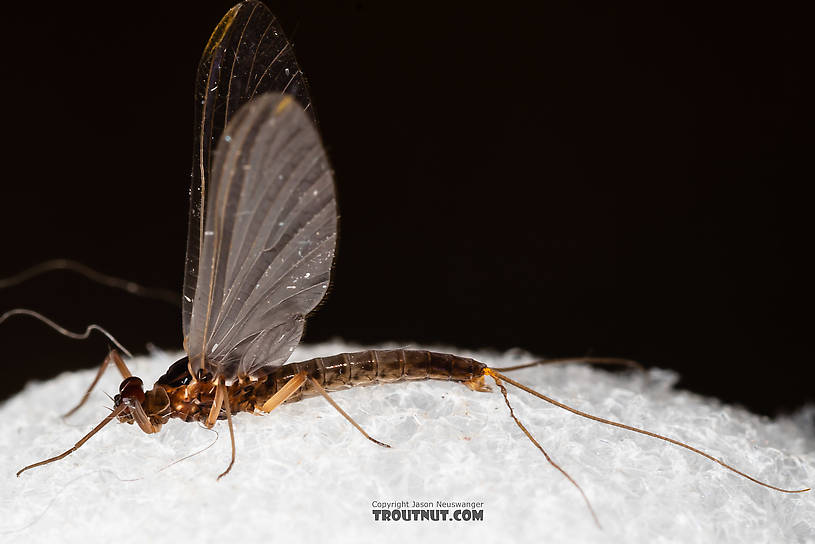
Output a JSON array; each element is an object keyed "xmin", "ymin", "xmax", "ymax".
[{"xmin": 308, "ymin": 377, "xmax": 391, "ymax": 448}]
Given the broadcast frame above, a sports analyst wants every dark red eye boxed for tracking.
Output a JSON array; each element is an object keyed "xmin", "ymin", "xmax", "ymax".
[{"xmin": 119, "ymin": 376, "xmax": 145, "ymax": 403}]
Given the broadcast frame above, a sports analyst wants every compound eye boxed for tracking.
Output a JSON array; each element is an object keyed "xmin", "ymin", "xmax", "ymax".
[{"xmin": 118, "ymin": 376, "xmax": 146, "ymax": 403}]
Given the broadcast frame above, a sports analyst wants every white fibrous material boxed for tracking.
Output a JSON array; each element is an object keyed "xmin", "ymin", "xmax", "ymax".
[{"xmin": 1, "ymin": 342, "xmax": 813, "ymax": 543}]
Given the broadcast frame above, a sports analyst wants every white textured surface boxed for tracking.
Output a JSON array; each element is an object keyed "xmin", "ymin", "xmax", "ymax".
[{"xmin": 1, "ymin": 342, "xmax": 813, "ymax": 543}]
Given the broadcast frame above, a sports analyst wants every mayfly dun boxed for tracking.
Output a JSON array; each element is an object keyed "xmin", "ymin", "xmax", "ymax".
[{"xmin": 9, "ymin": 0, "xmax": 808, "ymax": 526}]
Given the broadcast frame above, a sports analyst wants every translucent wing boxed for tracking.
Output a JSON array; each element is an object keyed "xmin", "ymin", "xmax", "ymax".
[
  {"xmin": 183, "ymin": 0, "xmax": 314, "ymax": 341},
  {"xmin": 187, "ymin": 93, "xmax": 336, "ymax": 383}
]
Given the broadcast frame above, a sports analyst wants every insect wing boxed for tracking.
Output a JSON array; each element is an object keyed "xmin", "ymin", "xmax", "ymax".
[
  {"xmin": 186, "ymin": 93, "xmax": 336, "ymax": 382},
  {"xmin": 183, "ymin": 0, "xmax": 315, "ymax": 341}
]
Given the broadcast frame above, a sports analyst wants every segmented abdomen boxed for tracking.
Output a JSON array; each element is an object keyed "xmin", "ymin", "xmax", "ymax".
[{"xmin": 261, "ymin": 349, "xmax": 486, "ymax": 404}]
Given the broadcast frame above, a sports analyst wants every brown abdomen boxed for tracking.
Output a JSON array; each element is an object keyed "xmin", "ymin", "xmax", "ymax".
[{"xmin": 264, "ymin": 349, "xmax": 486, "ymax": 404}]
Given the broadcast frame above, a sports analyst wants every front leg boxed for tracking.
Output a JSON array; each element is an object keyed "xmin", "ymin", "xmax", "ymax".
[{"xmin": 63, "ymin": 349, "xmax": 133, "ymax": 418}]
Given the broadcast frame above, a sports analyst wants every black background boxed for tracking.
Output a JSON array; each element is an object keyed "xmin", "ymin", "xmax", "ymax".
[{"xmin": 0, "ymin": 1, "xmax": 810, "ymax": 415}]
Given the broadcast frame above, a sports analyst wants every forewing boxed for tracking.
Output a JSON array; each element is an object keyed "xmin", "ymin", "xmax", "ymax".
[
  {"xmin": 183, "ymin": 0, "xmax": 315, "ymax": 341},
  {"xmin": 186, "ymin": 93, "xmax": 336, "ymax": 382}
]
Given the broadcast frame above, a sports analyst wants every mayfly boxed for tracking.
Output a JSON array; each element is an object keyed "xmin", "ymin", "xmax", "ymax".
[{"xmin": 11, "ymin": 0, "xmax": 808, "ymax": 526}]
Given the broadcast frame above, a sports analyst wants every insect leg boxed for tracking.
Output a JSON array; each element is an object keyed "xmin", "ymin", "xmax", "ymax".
[
  {"xmin": 213, "ymin": 372, "xmax": 311, "ymax": 479},
  {"xmin": 217, "ymin": 389, "xmax": 236, "ymax": 480},
  {"xmin": 0, "ymin": 258, "xmax": 179, "ymax": 306},
  {"xmin": 205, "ymin": 380, "xmax": 227, "ymax": 428},
  {"xmin": 258, "ymin": 371, "xmax": 308, "ymax": 413},
  {"xmin": 308, "ymin": 377, "xmax": 391, "ymax": 448},
  {"xmin": 201, "ymin": 382, "xmax": 238, "ymax": 479},
  {"xmin": 63, "ymin": 349, "xmax": 133, "ymax": 418},
  {"xmin": 17, "ymin": 404, "xmax": 127, "ymax": 477}
]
